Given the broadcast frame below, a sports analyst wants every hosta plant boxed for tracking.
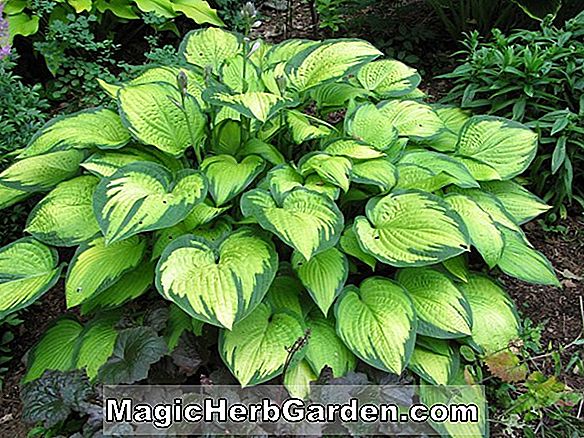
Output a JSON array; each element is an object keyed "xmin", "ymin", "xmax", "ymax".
[{"xmin": 0, "ymin": 27, "xmax": 559, "ymax": 414}]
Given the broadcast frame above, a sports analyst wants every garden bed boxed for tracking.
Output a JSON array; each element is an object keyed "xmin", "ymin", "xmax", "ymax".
[{"xmin": 1, "ymin": 0, "xmax": 583, "ymax": 436}]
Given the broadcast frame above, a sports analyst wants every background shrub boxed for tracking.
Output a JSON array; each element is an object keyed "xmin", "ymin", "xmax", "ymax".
[{"xmin": 440, "ymin": 12, "xmax": 584, "ymax": 217}]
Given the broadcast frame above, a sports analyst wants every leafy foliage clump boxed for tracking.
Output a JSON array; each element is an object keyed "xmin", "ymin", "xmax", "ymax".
[
  {"xmin": 441, "ymin": 12, "xmax": 584, "ymax": 216},
  {"xmin": 0, "ymin": 27, "xmax": 563, "ymax": 432},
  {"xmin": 0, "ymin": 56, "xmax": 48, "ymax": 156}
]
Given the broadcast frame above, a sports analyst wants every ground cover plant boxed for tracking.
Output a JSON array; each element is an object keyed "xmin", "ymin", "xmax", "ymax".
[
  {"xmin": 441, "ymin": 11, "xmax": 584, "ymax": 218},
  {"xmin": 0, "ymin": 22, "xmax": 575, "ymax": 435}
]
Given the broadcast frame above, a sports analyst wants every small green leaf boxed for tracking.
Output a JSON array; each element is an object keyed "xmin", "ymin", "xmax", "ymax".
[{"xmin": 292, "ymin": 248, "xmax": 348, "ymax": 316}]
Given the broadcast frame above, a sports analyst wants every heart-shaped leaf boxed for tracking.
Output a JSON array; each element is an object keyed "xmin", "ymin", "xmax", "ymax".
[
  {"xmin": 94, "ymin": 162, "xmax": 207, "ymax": 244},
  {"xmin": 0, "ymin": 150, "xmax": 85, "ymax": 193},
  {"xmin": 396, "ymin": 268, "xmax": 472, "ymax": 339},
  {"xmin": 377, "ymin": 100, "xmax": 444, "ymax": 139},
  {"xmin": 356, "ymin": 59, "xmax": 421, "ymax": 98},
  {"xmin": 455, "ymin": 116, "xmax": 538, "ymax": 180},
  {"xmin": 241, "ymin": 188, "xmax": 344, "ymax": 260},
  {"xmin": 156, "ymin": 228, "xmax": 278, "ymax": 329},
  {"xmin": 219, "ymin": 303, "xmax": 306, "ymax": 386},
  {"xmin": 202, "ymin": 154, "xmax": 265, "ymax": 206},
  {"xmin": 335, "ymin": 277, "xmax": 416, "ymax": 373},
  {"xmin": 354, "ymin": 190, "xmax": 470, "ymax": 267},
  {"xmin": 292, "ymin": 248, "xmax": 348, "ymax": 316},
  {"xmin": 180, "ymin": 27, "xmax": 241, "ymax": 73}
]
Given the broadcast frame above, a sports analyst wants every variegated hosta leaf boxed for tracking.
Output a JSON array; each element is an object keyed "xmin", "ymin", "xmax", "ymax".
[
  {"xmin": 23, "ymin": 317, "xmax": 83, "ymax": 383},
  {"xmin": 180, "ymin": 27, "xmax": 241, "ymax": 73},
  {"xmin": 118, "ymin": 82, "xmax": 206, "ymax": 156},
  {"xmin": 444, "ymin": 193, "xmax": 504, "ymax": 267},
  {"xmin": 351, "ymin": 158, "xmax": 398, "ymax": 193},
  {"xmin": 354, "ymin": 190, "xmax": 470, "ymax": 267},
  {"xmin": 151, "ymin": 223, "xmax": 190, "ymax": 260},
  {"xmin": 335, "ymin": 277, "xmax": 416, "ymax": 373},
  {"xmin": 266, "ymin": 165, "xmax": 340, "ymax": 203},
  {"xmin": 377, "ymin": 100, "xmax": 444, "ymax": 139},
  {"xmin": 345, "ymin": 102, "xmax": 400, "ymax": 154},
  {"xmin": 285, "ymin": 39, "xmax": 382, "ymax": 92},
  {"xmin": 324, "ymin": 139, "xmax": 385, "ymax": 160},
  {"xmin": 20, "ymin": 108, "xmax": 130, "ymax": 158},
  {"xmin": 408, "ymin": 338, "xmax": 458, "ymax": 385},
  {"xmin": 310, "ymin": 82, "xmax": 369, "ymax": 110},
  {"xmin": 100, "ymin": 66, "xmax": 207, "ymax": 104},
  {"xmin": 426, "ymin": 105, "xmax": 470, "ymax": 152},
  {"xmin": 81, "ymin": 147, "xmax": 184, "ymax": 178},
  {"xmin": 0, "ymin": 238, "xmax": 61, "ymax": 320},
  {"xmin": 219, "ymin": 304, "xmax": 306, "ymax": 387},
  {"xmin": 339, "ymin": 227, "xmax": 377, "ymax": 270},
  {"xmin": 443, "ymin": 254, "xmax": 470, "ymax": 283},
  {"xmin": 394, "ymin": 163, "xmax": 452, "ymax": 192},
  {"xmin": 265, "ymin": 273, "xmax": 306, "ymax": 317},
  {"xmin": 238, "ymin": 138, "xmax": 285, "ymax": 165},
  {"xmin": 420, "ymin": 372, "xmax": 488, "ymax": 437},
  {"xmin": 356, "ymin": 59, "xmax": 421, "ymax": 98},
  {"xmin": 458, "ymin": 274, "xmax": 520, "ymax": 354},
  {"xmin": 241, "ymin": 188, "xmax": 344, "ymax": 260},
  {"xmin": 65, "ymin": 236, "xmax": 147, "ymax": 308},
  {"xmin": 0, "ymin": 150, "xmax": 85, "ymax": 193},
  {"xmin": 284, "ymin": 359, "xmax": 317, "ymax": 399},
  {"xmin": 221, "ymin": 55, "xmax": 262, "ymax": 93},
  {"xmin": 498, "ymin": 228, "xmax": 559, "ymax": 286},
  {"xmin": 183, "ymin": 200, "xmax": 230, "ymax": 229},
  {"xmin": 211, "ymin": 119, "xmax": 242, "ymax": 155},
  {"xmin": 445, "ymin": 187, "xmax": 520, "ymax": 232},
  {"xmin": 299, "ymin": 153, "xmax": 352, "ymax": 192},
  {"xmin": 396, "ymin": 268, "xmax": 472, "ymax": 338},
  {"xmin": 26, "ymin": 176, "xmax": 100, "ymax": 247},
  {"xmin": 287, "ymin": 110, "xmax": 333, "ymax": 144},
  {"xmin": 80, "ymin": 261, "xmax": 155, "ymax": 315},
  {"xmin": 305, "ymin": 312, "xmax": 356, "ymax": 376},
  {"xmin": 266, "ymin": 39, "xmax": 319, "ymax": 67},
  {"xmin": 455, "ymin": 116, "xmax": 538, "ymax": 180},
  {"xmin": 0, "ymin": 184, "xmax": 29, "ymax": 210},
  {"xmin": 192, "ymin": 217, "xmax": 233, "ymax": 242},
  {"xmin": 74, "ymin": 312, "xmax": 120, "ymax": 380},
  {"xmin": 398, "ymin": 150, "xmax": 479, "ymax": 189},
  {"xmin": 292, "ymin": 248, "xmax": 348, "ymax": 316},
  {"xmin": 201, "ymin": 154, "xmax": 265, "ymax": 206},
  {"xmin": 203, "ymin": 90, "xmax": 292, "ymax": 123},
  {"xmin": 156, "ymin": 228, "xmax": 278, "ymax": 329},
  {"xmin": 480, "ymin": 180, "xmax": 550, "ymax": 224},
  {"xmin": 94, "ymin": 162, "xmax": 207, "ymax": 244}
]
